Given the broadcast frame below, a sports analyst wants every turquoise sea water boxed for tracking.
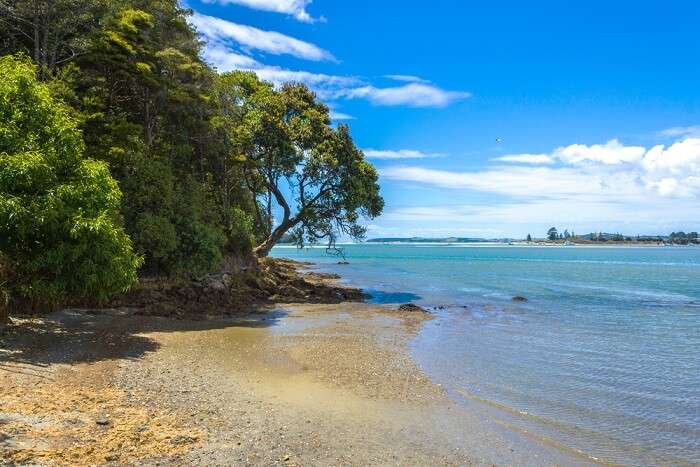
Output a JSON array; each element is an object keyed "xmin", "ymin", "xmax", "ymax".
[{"xmin": 271, "ymin": 244, "xmax": 700, "ymax": 465}]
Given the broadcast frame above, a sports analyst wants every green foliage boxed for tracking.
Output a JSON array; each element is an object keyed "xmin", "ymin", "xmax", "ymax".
[
  {"xmin": 0, "ymin": 55, "xmax": 142, "ymax": 310},
  {"xmin": 169, "ymin": 178, "xmax": 226, "ymax": 277},
  {"xmin": 0, "ymin": 0, "xmax": 110, "ymax": 75},
  {"xmin": 226, "ymin": 207, "xmax": 257, "ymax": 255},
  {"xmin": 0, "ymin": 0, "xmax": 382, "ymax": 289},
  {"xmin": 67, "ymin": 0, "xmax": 251, "ymax": 276},
  {"xmin": 215, "ymin": 72, "xmax": 383, "ymax": 257}
]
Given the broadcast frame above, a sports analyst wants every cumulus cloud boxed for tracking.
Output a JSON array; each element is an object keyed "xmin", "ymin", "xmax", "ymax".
[
  {"xmin": 190, "ymin": 12, "xmax": 333, "ymax": 61},
  {"xmin": 202, "ymin": 0, "xmax": 320, "ymax": 23},
  {"xmin": 363, "ymin": 149, "xmax": 444, "ymax": 160},
  {"xmin": 642, "ymin": 138, "xmax": 700, "ymax": 175},
  {"xmin": 496, "ymin": 140, "xmax": 648, "ymax": 166},
  {"xmin": 553, "ymin": 139, "xmax": 646, "ymax": 165},
  {"xmin": 379, "ymin": 138, "xmax": 700, "ymax": 236},
  {"xmin": 380, "ymin": 138, "xmax": 700, "ymax": 209}
]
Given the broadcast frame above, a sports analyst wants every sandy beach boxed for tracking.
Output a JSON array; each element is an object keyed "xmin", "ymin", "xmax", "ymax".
[{"xmin": 1, "ymin": 290, "xmax": 600, "ymax": 466}]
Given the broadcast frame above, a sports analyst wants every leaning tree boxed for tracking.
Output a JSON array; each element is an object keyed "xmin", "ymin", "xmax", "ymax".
[{"xmin": 214, "ymin": 71, "xmax": 383, "ymax": 257}]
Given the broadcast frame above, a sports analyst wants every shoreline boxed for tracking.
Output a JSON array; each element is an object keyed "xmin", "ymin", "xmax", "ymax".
[{"xmin": 1, "ymin": 261, "xmax": 594, "ymax": 465}]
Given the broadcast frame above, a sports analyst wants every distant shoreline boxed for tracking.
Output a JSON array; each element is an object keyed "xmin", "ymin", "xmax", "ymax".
[
  {"xmin": 365, "ymin": 235, "xmax": 698, "ymax": 246},
  {"xmin": 277, "ymin": 241, "xmax": 697, "ymax": 247}
]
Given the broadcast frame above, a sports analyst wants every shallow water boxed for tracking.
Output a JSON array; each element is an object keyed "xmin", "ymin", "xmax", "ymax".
[{"xmin": 272, "ymin": 244, "xmax": 700, "ymax": 465}]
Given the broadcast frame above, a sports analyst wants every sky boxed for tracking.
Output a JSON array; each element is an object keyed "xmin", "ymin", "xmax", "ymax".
[{"xmin": 185, "ymin": 0, "xmax": 700, "ymax": 238}]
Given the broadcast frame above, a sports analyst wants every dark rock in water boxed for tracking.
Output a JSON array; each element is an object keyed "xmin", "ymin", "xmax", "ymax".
[
  {"xmin": 512, "ymin": 295, "xmax": 528, "ymax": 302},
  {"xmin": 337, "ymin": 261, "xmax": 349, "ymax": 265},
  {"xmin": 398, "ymin": 303, "xmax": 429, "ymax": 313}
]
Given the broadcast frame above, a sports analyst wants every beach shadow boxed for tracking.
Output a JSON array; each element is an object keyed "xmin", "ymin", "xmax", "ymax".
[
  {"xmin": 365, "ymin": 290, "xmax": 422, "ymax": 304},
  {"xmin": 0, "ymin": 305, "xmax": 285, "ymax": 372}
]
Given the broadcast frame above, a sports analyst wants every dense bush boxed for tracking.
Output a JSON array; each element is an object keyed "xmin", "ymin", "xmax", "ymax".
[{"xmin": 0, "ymin": 56, "xmax": 142, "ymax": 311}]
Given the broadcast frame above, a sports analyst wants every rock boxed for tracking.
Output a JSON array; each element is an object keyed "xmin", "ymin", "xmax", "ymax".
[
  {"xmin": 397, "ymin": 303, "xmax": 429, "ymax": 313},
  {"xmin": 512, "ymin": 295, "xmax": 528, "ymax": 302},
  {"xmin": 95, "ymin": 416, "xmax": 110, "ymax": 426}
]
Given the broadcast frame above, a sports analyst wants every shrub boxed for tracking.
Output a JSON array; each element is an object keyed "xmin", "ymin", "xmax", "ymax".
[{"xmin": 0, "ymin": 55, "xmax": 142, "ymax": 311}]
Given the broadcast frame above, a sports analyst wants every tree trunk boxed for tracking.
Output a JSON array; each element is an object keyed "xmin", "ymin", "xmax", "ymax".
[
  {"xmin": 253, "ymin": 178, "xmax": 295, "ymax": 257},
  {"xmin": 0, "ymin": 302, "xmax": 8, "ymax": 329},
  {"xmin": 254, "ymin": 221, "xmax": 292, "ymax": 257}
]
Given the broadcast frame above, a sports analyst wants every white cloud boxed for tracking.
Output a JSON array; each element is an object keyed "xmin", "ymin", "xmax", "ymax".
[
  {"xmin": 381, "ymin": 197, "xmax": 699, "ymax": 231},
  {"xmin": 190, "ymin": 12, "xmax": 333, "ymax": 61},
  {"xmin": 190, "ymin": 11, "xmax": 470, "ymax": 108},
  {"xmin": 363, "ymin": 149, "xmax": 444, "ymax": 160},
  {"xmin": 382, "ymin": 137, "xmax": 700, "ymax": 203},
  {"xmin": 380, "ymin": 165, "xmax": 639, "ymax": 199},
  {"xmin": 202, "ymin": 0, "xmax": 320, "ymax": 23},
  {"xmin": 641, "ymin": 138, "xmax": 700, "ymax": 176},
  {"xmin": 383, "ymin": 74, "xmax": 430, "ymax": 84},
  {"xmin": 647, "ymin": 177, "xmax": 681, "ymax": 197},
  {"xmin": 342, "ymin": 83, "xmax": 470, "ymax": 107},
  {"xmin": 253, "ymin": 65, "xmax": 357, "ymax": 90},
  {"xmin": 493, "ymin": 154, "xmax": 554, "ymax": 164},
  {"xmin": 659, "ymin": 125, "xmax": 700, "ymax": 138},
  {"xmin": 329, "ymin": 110, "xmax": 354, "ymax": 120},
  {"xmin": 197, "ymin": 29, "xmax": 468, "ymax": 108},
  {"xmin": 201, "ymin": 45, "xmax": 261, "ymax": 70},
  {"xmin": 200, "ymin": 43, "xmax": 358, "ymax": 98},
  {"xmin": 497, "ymin": 140, "xmax": 647, "ymax": 166},
  {"xmin": 553, "ymin": 139, "xmax": 645, "ymax": 165}
]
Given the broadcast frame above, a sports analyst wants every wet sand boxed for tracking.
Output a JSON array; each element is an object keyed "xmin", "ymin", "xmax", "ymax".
[{"xmin": 1, "ymin": 302, "xmax": 594, "ymax": 465}]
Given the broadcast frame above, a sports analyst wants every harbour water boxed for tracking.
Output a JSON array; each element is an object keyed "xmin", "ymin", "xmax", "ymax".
[{"xmin": 272, "ymin": 243, "xmax": 700, "ymax": 465}]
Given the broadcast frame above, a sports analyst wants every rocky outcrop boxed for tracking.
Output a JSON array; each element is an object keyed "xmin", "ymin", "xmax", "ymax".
[
  {"xmin": 397, "ymin": 303, "xmax": 430, "ymax": 313},
  {"xmin": 108, "ymin": 257, "xmax": 366, "ymax": 318}
]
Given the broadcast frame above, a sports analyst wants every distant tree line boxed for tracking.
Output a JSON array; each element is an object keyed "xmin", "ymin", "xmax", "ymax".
[
  {"xmin": 530, "ymin": 228, "xmax": 699, "ymax": 244},
  {"xmin": 668, "ymin": 232, "xmax": 699, "ymax": 245},
  {"xmin": 545, "ymin": 227, "xmax": 575, "ymax": 241},
  {"xmin": 0, "ymin": 0, "xmax": 383, "ymax": 320}
]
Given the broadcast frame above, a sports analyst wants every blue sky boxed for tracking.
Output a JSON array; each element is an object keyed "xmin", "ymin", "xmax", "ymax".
[{"xmin": 186, "ymin": 0, "xmax": 700, "ymax": 238}]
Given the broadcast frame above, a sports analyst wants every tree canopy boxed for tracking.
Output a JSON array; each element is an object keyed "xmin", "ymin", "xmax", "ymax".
[
  {"xmin": 0, "ymin": 55, "xmax": 142, "ymax": 315},
  {"xmin": 0, "ymin": 0, "xmax": 383, "ymax": 314},
  {"xmin": 214, "ymin": 71, "xmax": 383, "ymax": 257}
]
